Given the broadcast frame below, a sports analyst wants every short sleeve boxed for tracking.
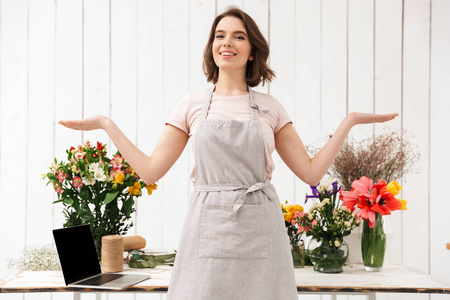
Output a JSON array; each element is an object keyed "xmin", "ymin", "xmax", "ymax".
[
  {"xmin": 273, "ymin": 98, "xmax": 292, "ymax": 134},
  {"xmin": 166, "ymin": 95, "xmax": 190, "ymax": 135}
]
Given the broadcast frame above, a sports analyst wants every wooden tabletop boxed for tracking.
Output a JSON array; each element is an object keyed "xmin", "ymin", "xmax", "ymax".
[{"xmin": 1, "ymin": 263, "xmax": 449, "ymax": 295}]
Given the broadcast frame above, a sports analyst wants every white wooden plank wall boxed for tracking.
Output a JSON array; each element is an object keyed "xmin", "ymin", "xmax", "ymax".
[{"xmin": 0, "ymin": 1, "xmax": 449, "ymax": 300}]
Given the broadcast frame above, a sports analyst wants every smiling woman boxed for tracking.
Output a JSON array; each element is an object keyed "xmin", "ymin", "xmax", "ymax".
[
  {"xmin": 58, "ymin": 5, "xmax": 398, "ymax": 300},
  {"xmin": 203, "ymin": 7, "xmax": 275, "ymax": 88}
]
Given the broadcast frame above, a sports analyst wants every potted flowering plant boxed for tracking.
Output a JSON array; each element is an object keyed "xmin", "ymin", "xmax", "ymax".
[
  {"xmin": 44, "ymin": 141, "xmax": 157, "ymax": 260},
  {"xmin": 281, "ymin": 202, "xmax": 306, "ymax": 267},
  {"xmin": 339, "ymin": 176, "xmax": 406, "ymax": 271},
  {"xmin": 294, "ymin": 178, "xmax": 360, "ymax": 273}
]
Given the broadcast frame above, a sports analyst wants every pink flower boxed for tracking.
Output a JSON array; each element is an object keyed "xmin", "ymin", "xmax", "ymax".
[
  {"xmin": 53, "ymin": 184, "xmax": 63, "ymax": 195},
  {"xmin": 291, "ymin": 220, "xmax": 296, "ymax": 226},
  {"xmin": 72, "ymin": 176, "xmax": 83, "ymax": 188},
  {"xmin": 305, "ymin": 226, "xmax": 311, "ymax": 232},
  {"xmin": 111, "ymin": 155, "xmax": 124, "ymax": 170},
  {"xmin": 311, "ymin": 219, "xmax": 318, "ymax": 227},
  {"xmin": 297, "ymin": 226, "xmax": 304, "ymax": 234},
  {"xmin": 56, "ymin": 170, "xmax": 68, "ymax": 183},
  {"xmin": 357, "ymin": 208, "xmax": 376, "ymax": 228}
]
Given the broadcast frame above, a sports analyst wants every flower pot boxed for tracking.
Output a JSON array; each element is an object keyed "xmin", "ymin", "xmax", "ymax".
[
  {"xmin": 361, "ymin": 212, "xmax": 386, "ymax": 272},
  {"xmin": 307, "ymin": 238, "xmax": 349, "ymax": 273}
]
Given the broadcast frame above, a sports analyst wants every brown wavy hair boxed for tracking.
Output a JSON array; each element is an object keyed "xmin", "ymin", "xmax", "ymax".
[{"xmin": 203, "ymin": 7, "xmax": 275, "ymax": 87}]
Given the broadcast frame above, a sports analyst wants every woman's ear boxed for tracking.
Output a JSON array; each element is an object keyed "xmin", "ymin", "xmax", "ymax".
[{"xmin": 249, "ymin": 55, "xmax": 254, "ymax": 61}]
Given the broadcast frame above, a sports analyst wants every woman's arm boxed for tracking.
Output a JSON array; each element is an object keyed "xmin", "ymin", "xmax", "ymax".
[
  {"xmin": 275, "ymin": 112, "xmax": 398, "ymax": 186},
  {"xmin": 59, "ymin": 115, "xmax": 189, "ymax": 185}
]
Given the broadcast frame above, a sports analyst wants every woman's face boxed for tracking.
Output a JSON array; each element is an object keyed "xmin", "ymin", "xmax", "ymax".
[{"xmin": 212, "ymin": 16, "xmax": 253, "ymax": 74}]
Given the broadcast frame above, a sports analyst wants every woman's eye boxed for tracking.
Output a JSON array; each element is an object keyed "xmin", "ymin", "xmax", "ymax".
[
  {"xmin": 236, "ymin": 36, "xmax": 245, "ymax": 40},
  {"xmin": 215, "ymin": 35, "xmax": 224, "ymax": 39}
]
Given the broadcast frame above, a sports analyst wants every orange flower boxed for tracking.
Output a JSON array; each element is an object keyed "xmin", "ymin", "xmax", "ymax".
[
  {"xmin": 145, "ymin": 183, "xmax": 158, "ymax": 195},
  {"xmin": 128, "ymin": 182, "xmax": 142, "ymax": 196}
]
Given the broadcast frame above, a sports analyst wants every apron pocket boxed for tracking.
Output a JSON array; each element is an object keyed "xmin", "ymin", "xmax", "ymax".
[{"xmin": 199, "ymin": 204, "xmax": 268, "ymax": 259}]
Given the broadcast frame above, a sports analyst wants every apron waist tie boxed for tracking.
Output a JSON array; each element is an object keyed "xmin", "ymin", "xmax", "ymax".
[{"xmin": 194, "ymin": 179, "xmax": 276, "ymax": 220}]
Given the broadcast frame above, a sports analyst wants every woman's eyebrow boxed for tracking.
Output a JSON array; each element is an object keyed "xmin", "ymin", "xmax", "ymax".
[{"xmin": 215, "ymin": 29, "xmax": 248, "ymax": 37}]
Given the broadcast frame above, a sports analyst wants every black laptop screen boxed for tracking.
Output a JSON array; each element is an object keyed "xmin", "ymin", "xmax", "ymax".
[{"xmin": 53, "ymin": 224, "xmax": 102, "ymax": 285}]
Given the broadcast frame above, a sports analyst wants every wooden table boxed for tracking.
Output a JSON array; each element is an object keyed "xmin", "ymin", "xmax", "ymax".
[{"xmin": 1, "ymin": 263, "xmax": 449, "ymax": 299}]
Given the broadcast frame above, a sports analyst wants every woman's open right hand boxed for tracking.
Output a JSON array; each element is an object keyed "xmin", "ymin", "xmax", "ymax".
[{"xmin": 58, "ymin": 115, "xmax": 110, "ymax": 131}]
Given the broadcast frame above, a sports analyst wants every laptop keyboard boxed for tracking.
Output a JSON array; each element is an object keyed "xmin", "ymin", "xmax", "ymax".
[{"xmin": 76, "ymin": 273, "xmax": 125, "ymax": 286}]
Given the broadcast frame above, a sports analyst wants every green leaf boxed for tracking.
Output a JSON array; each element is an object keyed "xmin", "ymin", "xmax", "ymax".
[
  {"xmin": 104, "ymin": 191, "xmax": 120, "ymax": 205},
  {"xmin": 47, "ymin": 173, "xmax": 58, "ymax": 182},
  {"xmin": 62, "ymin": 197, "xmax": 74, "ymax": 205},
  {"xmin": 79, "ymin": 189, "xmax": 90, "ymax": 200}
]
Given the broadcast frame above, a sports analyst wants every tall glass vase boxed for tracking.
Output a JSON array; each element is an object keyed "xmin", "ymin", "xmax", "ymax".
[{"xmin": 361, "ymin": 212, "xmax": 386, "ymax": 272}]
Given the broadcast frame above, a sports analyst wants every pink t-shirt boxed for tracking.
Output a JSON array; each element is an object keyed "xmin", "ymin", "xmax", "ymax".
[{"xmin": 166, "ymin": 89, "xmax": 292, "ymax": 182}]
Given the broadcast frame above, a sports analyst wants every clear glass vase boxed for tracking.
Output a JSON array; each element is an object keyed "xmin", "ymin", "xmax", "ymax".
[
  {"xmin": 307, "ymin": 237, "xmax": 349, "ymax": 273},
  {"xmin": 361, "ymin": 212, "xmax": 386, "ymax": 272},
  {"xmin": 290, "ymin": 243, "xmax": 305, "ymax": 268}
]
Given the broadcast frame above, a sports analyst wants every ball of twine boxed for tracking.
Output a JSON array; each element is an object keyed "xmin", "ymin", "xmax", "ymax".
[{"xmin": 101, "ymin": 235, "xmax": 124, "ymax": 273}]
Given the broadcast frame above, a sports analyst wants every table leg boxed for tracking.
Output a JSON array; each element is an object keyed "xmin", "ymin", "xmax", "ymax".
[{"xmin": 368, "ymin": 293, "xmax": 376, "ymax": 300}]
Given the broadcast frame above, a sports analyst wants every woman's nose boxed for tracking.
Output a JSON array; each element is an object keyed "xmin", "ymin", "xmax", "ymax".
[{"xmin": 223, "ymin": 38, "xmax": 232, "ymax": 47}]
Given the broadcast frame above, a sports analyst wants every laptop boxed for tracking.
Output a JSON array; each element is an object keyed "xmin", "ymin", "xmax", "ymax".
[{"xmin": 53, "ymin": 224, "xmax": 150, "ymax": 290}]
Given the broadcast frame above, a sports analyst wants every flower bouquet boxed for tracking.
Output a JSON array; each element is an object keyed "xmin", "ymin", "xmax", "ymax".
[
  {"xmin": 281, "ymin": 202, "xmax": 307, "ymax": 267},
  {"xmin": 294, "ymin": 178, "xmax": 360, "ymax": 273},
  {"xmin": 339, "ymin": 176, "xmax": 406, "ymax": 271},
  {"xmin": 44, "ymin": 141, "xmax": 157, "ymax": 260}
]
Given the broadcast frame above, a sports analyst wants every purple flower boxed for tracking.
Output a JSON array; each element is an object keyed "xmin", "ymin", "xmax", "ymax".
[{"xmin": 305, "ymin": 184, "xmax": 320, "ymax": 203}]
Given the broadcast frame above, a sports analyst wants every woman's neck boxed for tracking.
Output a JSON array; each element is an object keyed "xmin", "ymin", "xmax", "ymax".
[{"xmin": 214, "ymin": 71, "xmax": 248, "ymax": 96}]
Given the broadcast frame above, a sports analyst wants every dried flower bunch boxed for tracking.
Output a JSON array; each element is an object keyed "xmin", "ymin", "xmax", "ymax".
[
  {"xmin": 7, "ymin": 245, "xmax": 61, "ymax": 271},
  {"xmin": 307, "ymin": 130, "xmax": 420, "ymax": 191}
]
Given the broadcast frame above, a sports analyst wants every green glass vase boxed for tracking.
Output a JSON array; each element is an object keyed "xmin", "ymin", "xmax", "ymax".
[{"xmin": 361, "ymin": 212, "xmax": 386, "ymax": 272}]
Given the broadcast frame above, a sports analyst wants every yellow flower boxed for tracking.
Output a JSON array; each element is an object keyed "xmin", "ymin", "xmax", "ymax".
[
  {"xmin": 112, "ymin": 172, "xmax": 125, "ymax": 185},
  {"xmin": 398, "ymin": 198, "xmax": 407, "ymax": 210},
  {"xmin": 387, "ymin": 181, "xmax": 402, "ymax": 196},
  {"xmin": 145, "ymin": 183, "xmax": 158, "ymax": 195},
  {"xmin": 128, "ymin": 182, "xmax": 142, "ymax": 196},
  {"xmin": 280, "ymin": 203, "xmax": 284, "ymax": 210},
  {"xmin": 294, "ymin": 204, "xmax": 303, "ymax": 212},
  {"xmin": 286, "ymin": 212, "xmax": 294, "ymax": 222}
]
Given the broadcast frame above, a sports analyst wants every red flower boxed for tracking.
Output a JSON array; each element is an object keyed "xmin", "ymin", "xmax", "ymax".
[
  {"xmin": 339, "ymin": 176, "xmax": 403, "ymax": 228},
  {"xmin": 97, "ymin": 142, "xmax": 105, "ymax": 151}
]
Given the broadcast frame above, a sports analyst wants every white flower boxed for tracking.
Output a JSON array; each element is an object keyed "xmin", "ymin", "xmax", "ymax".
[
  {"xmin": 75, "ymin": 152, "xmax": 86, "ymax": 160},
  {"xmin": 322, "ymin": 198, "xmax": 330, "ymax": 204},
  {"xmin": 89, "ymin": 162, "xmax": 100, "ymax": 172},
  {"xmin": 352, "ymin": 212, "xmax": 356, "ymax": 217},
  {"xmin": 50, "ymin": 162, "xmax": 58, "ymax": 174},
  {"xmin": 333, "ymin": 210, "xmax": 339, "ymax": 217},
  {"xmin": 106, "ymin": 174, "xmax": 114, "ymax": 182},
  {"xmin": 309, "ymin": 205, "xmax": 316, "ymax": 213},
  {"xmin": 318, "ymin": 177, "xmax": 336, "ymax": 193},
  {"xmin": 344, "ymin": 221, "xmax": 351, "ymax": 227},
  {"xmin": 82, "ymin": 177, "xmax": 96, "ymax": 186},
  {"xmin": 317, "ymin": 202, "xmax": 323, "ymax": 209},
  {"xmin": 356, "ymin": 219, "xmax": 361, "ymax": 224},
  {"xmin": 71, "ymin": 165, "xmax": 80, "ymax": 174},
  {"xmin": 334, "ymin": 240, "xmax": 340, "ymax": 247},
  {"xmin": 93, "ymin": 168, "xmax": 106, "ymax": 182},
  {"xmin": 308, "ymin": 214, "xmax": 313, "ymax": 220}
]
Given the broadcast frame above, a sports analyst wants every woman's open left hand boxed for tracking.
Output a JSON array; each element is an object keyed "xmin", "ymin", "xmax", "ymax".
[
  {"xmin": 58, "ymin": 115, "xmax": 110, "ymax": 131},
  {"xmin": 348, "ymin": 112, "xmax": 399, "ymax": 126}
]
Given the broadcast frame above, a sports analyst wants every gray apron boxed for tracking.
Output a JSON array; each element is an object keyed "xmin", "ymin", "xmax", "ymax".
[{"xmin": 167, "ymin": 87, "xmax": 297, "ymax": 300}]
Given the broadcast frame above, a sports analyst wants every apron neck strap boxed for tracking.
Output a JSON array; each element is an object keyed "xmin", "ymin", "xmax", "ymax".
[{"xmin": 200, "ymin": 85, "xmax": 258, "ymax": 121}]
